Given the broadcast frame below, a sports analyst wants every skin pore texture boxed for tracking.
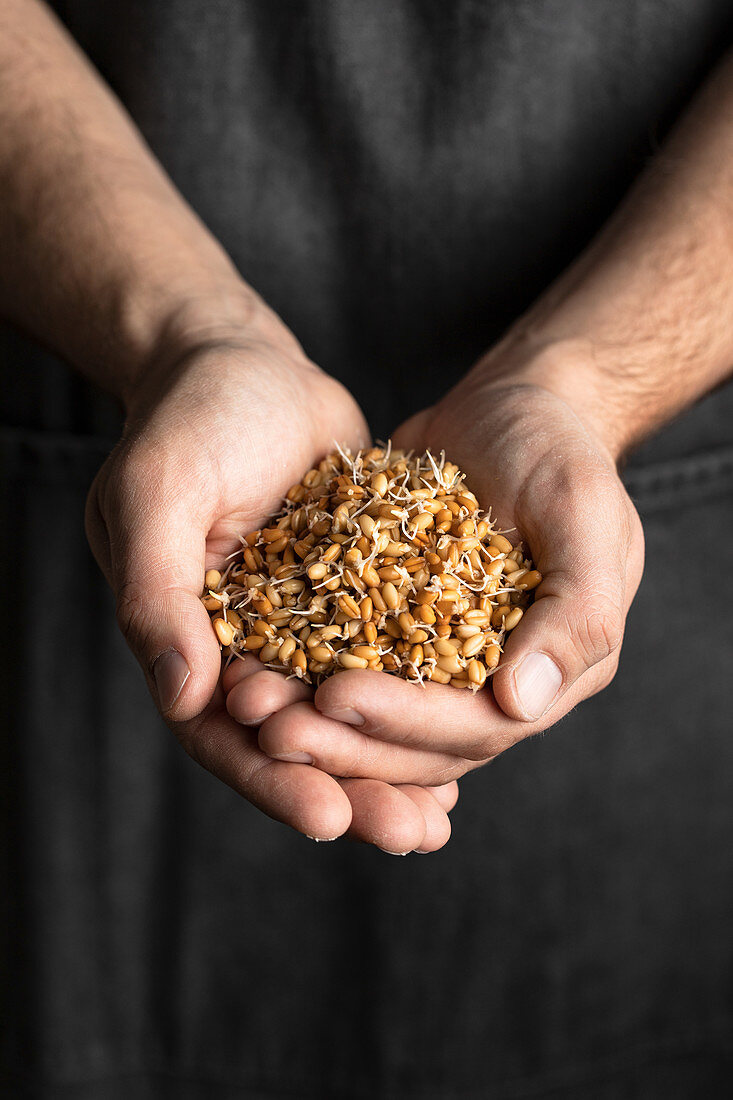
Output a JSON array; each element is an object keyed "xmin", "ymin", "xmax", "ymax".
[{"xmin": 2, "ymin": 1, "xmax": 733, "ymax": 851}]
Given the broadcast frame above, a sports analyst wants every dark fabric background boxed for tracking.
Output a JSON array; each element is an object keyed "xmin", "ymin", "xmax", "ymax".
[
  {"xmin": 4, "ymin": 0, "xmax": 733, "ymax": 456},
  {"xmin": 2, "ymin": 2, "xmax": 733, "ymax": 1097}
]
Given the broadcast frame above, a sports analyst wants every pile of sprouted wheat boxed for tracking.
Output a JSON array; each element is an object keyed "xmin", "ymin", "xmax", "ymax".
[{"xmin": 201, "ymin": 444, "xmax": 542, "ymax": 691}]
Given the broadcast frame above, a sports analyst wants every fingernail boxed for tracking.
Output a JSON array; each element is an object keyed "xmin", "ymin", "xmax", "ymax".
[
  {"xmin": 379, "ymin": 848, "xmax": 411, "ymax": 856},
  {"xmin": 515, "ymin": 652, "xmax": 563, "ymax": 719},
  {"xmin": 306, "ymin": 835, "xmax": 338, "ymax": 842},
  {"xmin": 153, "ymin": 648, "xmax": 190, "ymax": 713},
  {"xmin": 273, "ymin": 751, "xmax": 314, "ymax": 764},
  {"xmin": 331, "ymin": 708, "xmax": 365, "ymax": 727}
]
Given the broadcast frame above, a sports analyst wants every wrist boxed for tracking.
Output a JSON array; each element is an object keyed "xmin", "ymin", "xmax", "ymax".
[
  {"xmin": 462, "ymin": 333, "xmax": 621, "ymax": 460},
  {"xmin": 118, "ymin": 275, "xmax": 305, "ymax": 414},
  {"xmin": 467, "ymin": 328, "xmax": 678, "ymax": 465}
]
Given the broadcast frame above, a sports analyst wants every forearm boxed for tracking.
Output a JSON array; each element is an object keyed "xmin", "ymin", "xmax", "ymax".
[
  {"xmin": 0, "ymin": 0, "xmax": 286, "ymax": 406},
  {"xmin": 472, "ymin": 48, "xmax": 733, "ymax": 459}
]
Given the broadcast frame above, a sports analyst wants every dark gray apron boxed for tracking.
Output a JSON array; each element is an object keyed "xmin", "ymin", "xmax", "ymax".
[{"xmin": 3, "ymin": 3, "xmax": 733, "ymax": 1096}]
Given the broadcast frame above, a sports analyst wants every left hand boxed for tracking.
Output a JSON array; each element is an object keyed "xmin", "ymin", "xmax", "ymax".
[{"xmin": 234, "ymin": 365, "xmax": 644, "ymax": 784}]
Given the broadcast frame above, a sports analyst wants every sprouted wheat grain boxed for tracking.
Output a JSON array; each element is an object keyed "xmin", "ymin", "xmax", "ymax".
[{"xmin": 202, "ymin": 444, "xmax": 542, "ymax": 691}]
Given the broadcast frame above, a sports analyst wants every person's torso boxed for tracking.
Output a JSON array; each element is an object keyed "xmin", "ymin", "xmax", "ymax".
[
  {"xmin": 3, "ymin": 0, "xmax": 733, "ymax": 459},
  {"xmin": 4, "ymin": 6, "xmax": 733, "ymax": 1098}
]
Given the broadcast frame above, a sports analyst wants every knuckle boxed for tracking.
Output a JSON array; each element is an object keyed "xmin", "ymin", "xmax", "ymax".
[
  {"xmin": 463, "ymin": 734, "xmax": 505, "ymax": 762},
  {"xmin": 472, "ymin": 755, "xmax": 497, "ymax": 774},
  {"xmin": 600, "ymin": 654, "xmax": 621, "ymax": 691},
  {"xmin": 573, "ymin": 595, "xmax": 624, "ymax": 669},
  {"xmin": 593, "ymin": 651, "xmax": 621, "ymax": 694},
  {"xmin": 425, "ymin": 764, "xmax": 461, "ymax": 786},
  {"xmin": 115, "ymin": 580, "xmax": 154, "ymax": 658},
  {"xmin": 464, "ymin": 743, "xmax": 490, "ymax": 762}
]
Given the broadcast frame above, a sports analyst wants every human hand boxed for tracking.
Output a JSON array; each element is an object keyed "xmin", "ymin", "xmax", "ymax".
[
  {"xmin": 85, "ymin": 310, "xmax": 458, "ymax": 850},
  {"xmin": 244, "ymin": 360, "xmax": 643, "ymax": 785}
]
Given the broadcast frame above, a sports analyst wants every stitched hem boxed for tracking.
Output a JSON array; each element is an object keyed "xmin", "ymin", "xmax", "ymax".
[
  {"xmin": 3, "ymin": 1023, "xmax": 733, "ymax": 1099},
  {"xmin": 623, "ymin": 443, "xmax": 733, "ymax": 513},
  {"xmin": 0, "ymin": 426, "xmax": 114, "ymax": 487}
]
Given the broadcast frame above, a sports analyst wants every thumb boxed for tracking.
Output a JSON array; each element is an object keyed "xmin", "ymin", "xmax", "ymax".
[
  {"xmin": 490, "ymin": 472, "xmax": 641, "ymax": 723},
  {"xmin": 87, "ymin": 455, "xmax": 221, "ymax": 722}
]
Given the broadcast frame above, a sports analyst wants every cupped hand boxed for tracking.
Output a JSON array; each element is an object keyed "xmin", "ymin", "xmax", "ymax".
[
  {"xmin": 85, "ymin": 313, "xmax": 457, "ymax": 851},
  {"xmin": 246, "ymin": 373, "xmax": 644, "ymax": 783}
]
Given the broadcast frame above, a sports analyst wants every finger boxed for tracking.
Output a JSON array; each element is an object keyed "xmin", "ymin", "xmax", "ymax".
[
  {"xmin": 315, "ymin": 670, "xmax": 509, "ymax": 759},
  {"xmin": 258, "ymin": 701, "xmax": 473, "ymax": 783},
  {"xmin": 221, "ymin": 653, "xmax": 267, "ymax": 693},
  {"xmin": 180, "ymin": 689, "xmax": 451, "ymax": 851},
  {"xmin": 425, "ymin": 780, "xmax": 460, "ymax": 813},
  {"xmin": 227, "ymin": 670, "xmax": 313, "ymax": 728},
  {"xmin": 337, "ymin": 778, "xmax": 428, "ymax": 854},
  {"xmin": 178, "ymin": 689, "xmax": 353, "ymax": 840},
  {"xmin": 491, "ymin": 469, "xmax": 642, "ymax": 722},
  {"xmin": 88, "ymin": 446, "xmax": 221, "ymax": 722},
  {"xmin": 314, "ymin": 657, "xmax": 617, "ymax": 759},
  {"xmin": 397, "ymin": 785, "xmax": 452, "ymax": 852}
]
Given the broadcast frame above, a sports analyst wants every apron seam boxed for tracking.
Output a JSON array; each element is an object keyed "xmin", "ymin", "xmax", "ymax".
[{"xmin": 3, "ymin": 1021, "xmax": 733, "ymax": 1098}]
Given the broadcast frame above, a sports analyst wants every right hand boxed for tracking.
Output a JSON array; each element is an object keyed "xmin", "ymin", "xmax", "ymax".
[{"xmin": 86, "ymin": 310, "xmax": 458, "ymax": 852}]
